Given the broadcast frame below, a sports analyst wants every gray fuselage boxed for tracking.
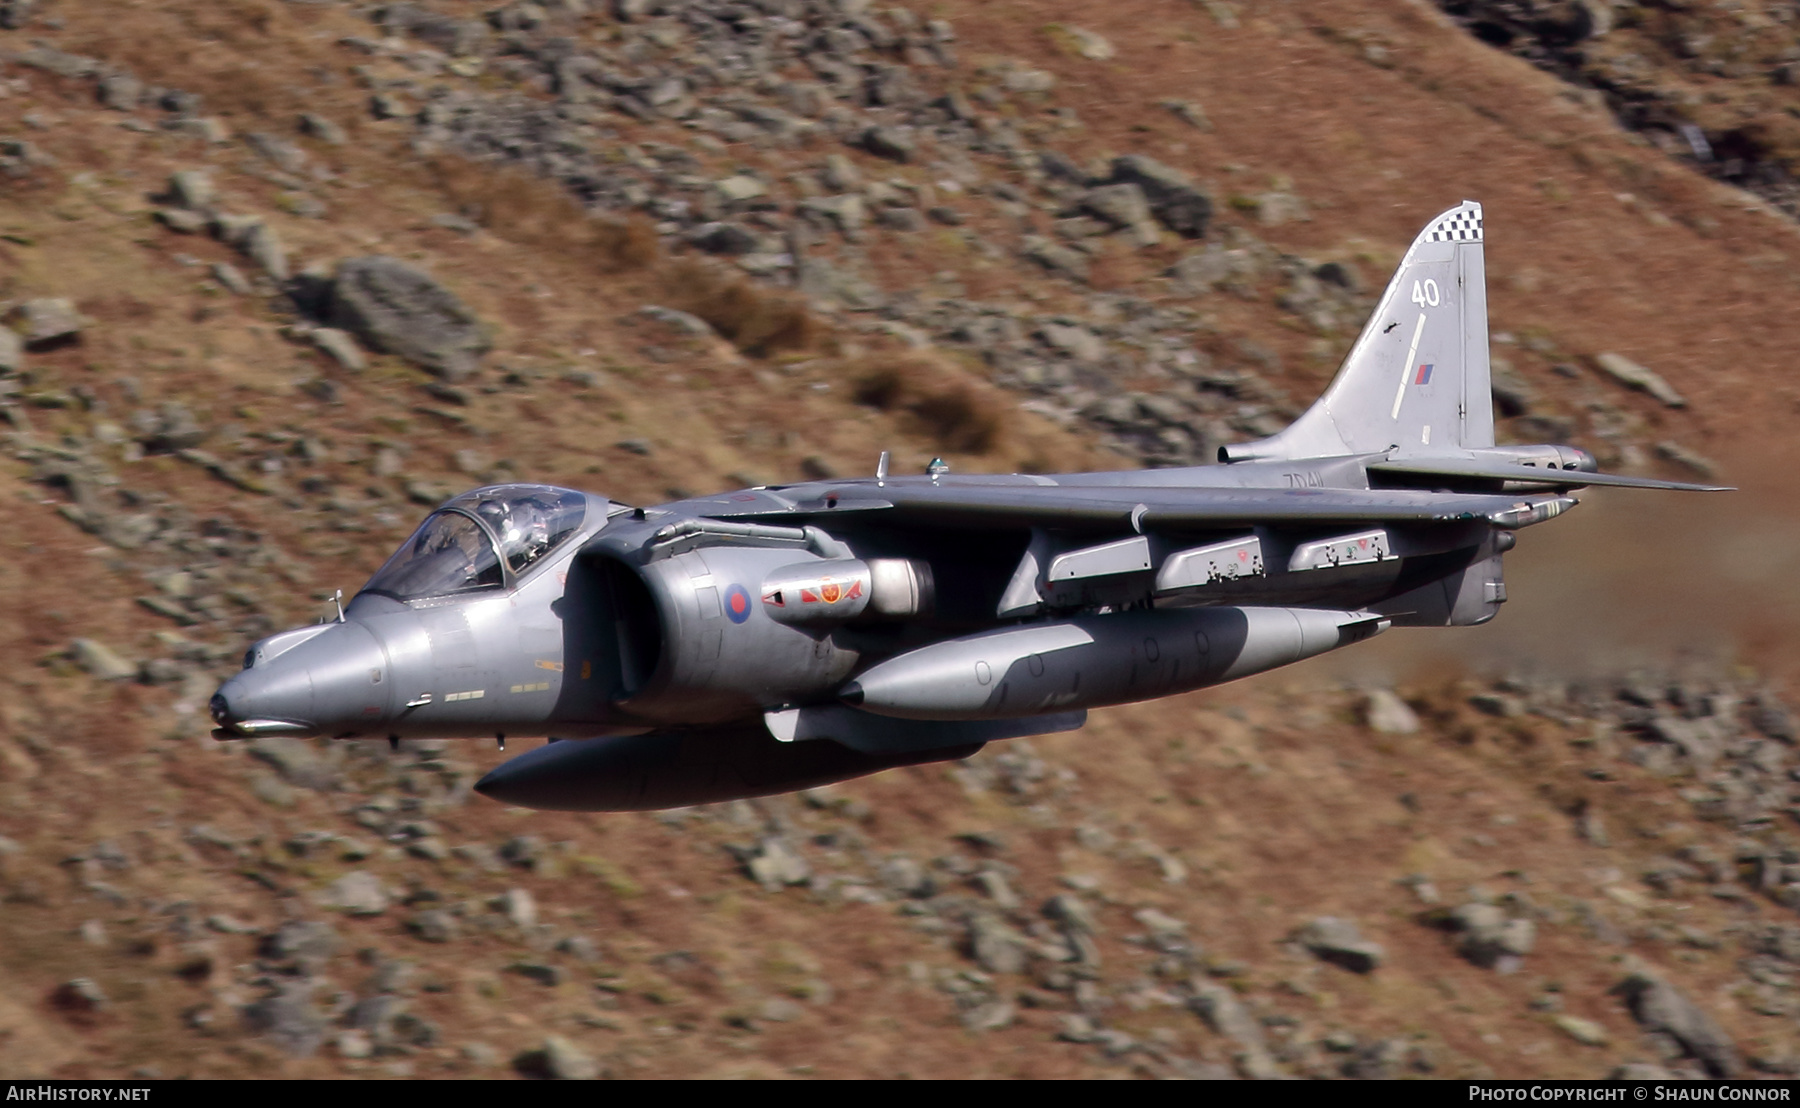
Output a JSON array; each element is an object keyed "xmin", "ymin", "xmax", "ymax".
[{"xmin": 209, "ymin": 451, "xmax": 1521, "ymax": 746}]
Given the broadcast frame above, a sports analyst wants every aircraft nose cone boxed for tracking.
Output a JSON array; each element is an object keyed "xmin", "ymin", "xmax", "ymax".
[
  {"xmin": 213, "ymin": 663, "xmax": 315, "ymax": 735},
  {"xmin": 213, "ymin": 621, "xmax": 388, "ymax": 737}
]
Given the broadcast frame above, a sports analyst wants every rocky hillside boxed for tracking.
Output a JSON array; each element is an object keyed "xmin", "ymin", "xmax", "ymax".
[
  {"xmin": 1437, "ymin": 0, "xmax": 1800, "ymax": 219},
  {"xmin": 1, "ymin": 0, "xmax": 1798, "ymax": 1080}
]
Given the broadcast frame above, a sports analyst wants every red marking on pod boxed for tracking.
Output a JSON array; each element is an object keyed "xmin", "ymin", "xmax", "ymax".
[{"xmin": 789, "ymin": 575, "xmax": 868, "ymax": 606}]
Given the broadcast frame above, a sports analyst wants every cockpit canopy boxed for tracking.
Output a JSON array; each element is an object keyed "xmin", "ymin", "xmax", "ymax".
[{"xmin": 361, "ymin": 485, "xmax": 588, "ymax": 602}]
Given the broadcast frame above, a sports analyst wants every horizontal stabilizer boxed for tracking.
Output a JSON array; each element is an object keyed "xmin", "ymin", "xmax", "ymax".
[{"xmin": 1368, "ymin": 459, "xmax": 1731, "ymax": 492}]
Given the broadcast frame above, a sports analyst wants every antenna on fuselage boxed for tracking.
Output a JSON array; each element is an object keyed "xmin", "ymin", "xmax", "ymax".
[{"xmin": 876, "ymin": 450, "xmax": 890, "ymax": 487}]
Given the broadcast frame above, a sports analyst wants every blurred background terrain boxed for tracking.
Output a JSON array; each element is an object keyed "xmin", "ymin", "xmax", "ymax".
[{"xmin": 2, "ymin": 0, "xmax": 1800, "ymax": 1079}]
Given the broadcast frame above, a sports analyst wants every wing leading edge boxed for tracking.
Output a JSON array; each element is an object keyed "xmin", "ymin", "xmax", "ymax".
[{"xmin": 777, "ymin": 482, "xmax": 1572, "ymax": 530}]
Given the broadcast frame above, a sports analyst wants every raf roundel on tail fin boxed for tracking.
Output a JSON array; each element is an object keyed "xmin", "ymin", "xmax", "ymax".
[{"xmin": 1222, "ymin": 200, "xmax": 1493, "ymax": 463}]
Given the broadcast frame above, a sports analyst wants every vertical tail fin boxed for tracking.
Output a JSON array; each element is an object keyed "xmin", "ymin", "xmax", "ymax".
[{"xmin": 1221, "ymin": 200, "xmax": 1493, "ymax": 462}]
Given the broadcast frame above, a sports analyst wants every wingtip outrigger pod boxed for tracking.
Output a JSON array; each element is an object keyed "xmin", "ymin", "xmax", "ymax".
[{"xmin": 1488, "ymin": 496, "xmax": 1579, "ymax": 530}]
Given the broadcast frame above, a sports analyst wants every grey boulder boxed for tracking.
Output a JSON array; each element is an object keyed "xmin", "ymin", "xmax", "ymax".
[
  {"xmin": 1612, "ymin": 969, "xmax": 1738, "ymax": 1078},
  {"xmin": 11, "ymin": 298, "xmax": 82, "ymax": 349},
  {"xmin": 1105, "ymin": 155, "xmax": 1213, "ymax": 239},
  {"xmin": 1297, "ymin": 916, "xmax": 1384, "ymax": 973},
  {"xmin": 70, "ymin": 638, "xmax": 136, "ymax": 681},
  {"xmin": 1593, "ymin": 352, "xmax": 1686, "ymax": 409},
  {"xmin": 241, "ymin": 979, "xmax": 326, "ymax": 1058},
  {"xmin": 326, "ymin": 257, "xmax": 488, "ymax": 381}
]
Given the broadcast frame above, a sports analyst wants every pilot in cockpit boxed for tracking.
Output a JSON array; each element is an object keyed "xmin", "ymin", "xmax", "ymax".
[
  {"xmin": 510, "ymin": 496, "xmax": 556, "ymax": 565},
  {"xmin": 362, "ymin": 486, "xmax": 587, "ymax": 603},
  {"xmin": 477, "ymin": 494, "xmax": 557, "ymax": 573}
]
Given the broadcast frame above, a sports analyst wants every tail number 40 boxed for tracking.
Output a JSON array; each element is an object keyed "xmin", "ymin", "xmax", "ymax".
[{"xmin": 1410, "ymin": 279, "xmax": 1441, "ymax": 308}]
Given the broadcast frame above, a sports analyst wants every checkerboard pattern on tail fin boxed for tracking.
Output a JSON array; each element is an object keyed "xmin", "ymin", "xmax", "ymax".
[
  {"xmin": 1426, "ymin": 207, "xmax": 1483, "ymax": 243},
  {"xmin": 1221, "ymin": 200, "xmax": 1493, "ymax": 463}
]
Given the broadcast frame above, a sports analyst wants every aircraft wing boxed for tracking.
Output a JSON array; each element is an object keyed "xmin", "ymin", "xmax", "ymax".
[
  {"xmin": 1366, "ymin": 459, "xmax": 1731, "ymax": 492},
  {"xmin": 775, "ymin": 482, "xmax": 1571, "ymax": 530}
]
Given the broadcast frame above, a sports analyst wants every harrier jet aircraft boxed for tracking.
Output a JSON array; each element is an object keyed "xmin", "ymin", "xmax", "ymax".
[{"xmin": 211, "ymin": 201, "xmax": 1724, "ymax": 810}]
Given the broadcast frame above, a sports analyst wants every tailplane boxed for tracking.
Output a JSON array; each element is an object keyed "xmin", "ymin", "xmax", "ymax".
[{"xmin": 1222, "ymin": 200, "xmax": 1492, "ymax": 463}]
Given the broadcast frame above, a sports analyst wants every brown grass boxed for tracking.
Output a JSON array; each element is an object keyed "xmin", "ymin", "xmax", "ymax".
[
  {"xmin": 62, "ymin": 0, "xmax": 323, "ymax": 119},
  {"xmin": 852, "ymin": 355, "xmax": 1003, "ymax": 455},
  {"xmin": 172, "ymin": 0, "xmax": 304, "ymax": 44},
  {"xmin": 662, "ymin": 261, "xmax": 820, "ymax": 357},
  {"xmin": 81, "ymin": 294, "xmax": 159, "ymax": 326},
  {"xmin": 423, "ymin": 157, "xmax": 662, "ymax": 274}
]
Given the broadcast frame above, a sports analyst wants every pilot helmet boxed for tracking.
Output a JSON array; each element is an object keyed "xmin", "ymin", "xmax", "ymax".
[
  {"xmin": 472, "ymin": 497, "xmax": 511, "ymax": 535},
  {"xmin": 512, "ymin": 498, "xmax": 555, "ymax": 550}
]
